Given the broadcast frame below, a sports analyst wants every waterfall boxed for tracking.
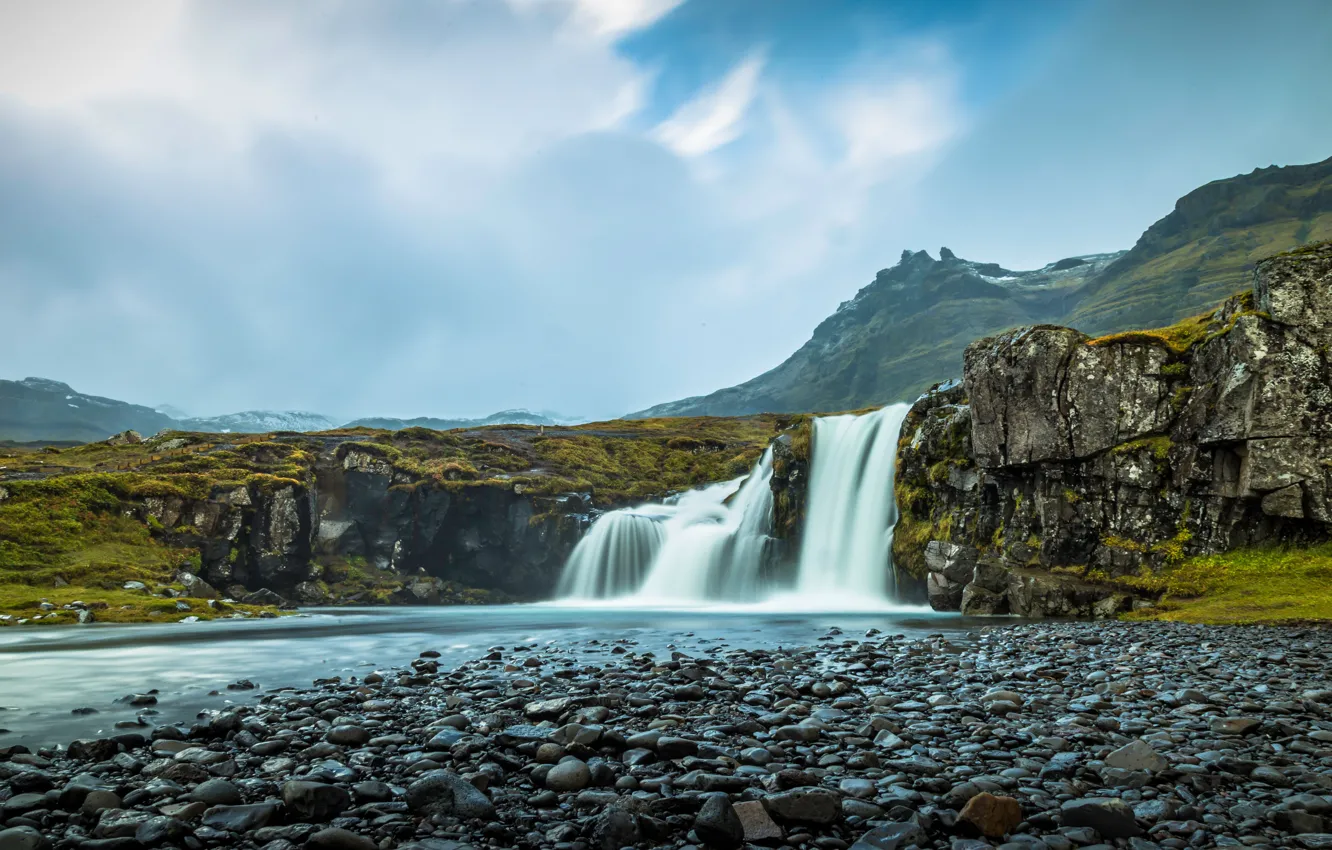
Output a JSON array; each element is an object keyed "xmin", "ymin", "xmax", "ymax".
[
  {"xmin": 553, "ymin": 402, "xmax": 916, "ymax": 608},
  {"xmin": 555, "ymin": 447, "xmax": 774, "ymax": 602},
  {"xmin": 795, "ymin": 403, "xmax": 912, "ymax": 600}
]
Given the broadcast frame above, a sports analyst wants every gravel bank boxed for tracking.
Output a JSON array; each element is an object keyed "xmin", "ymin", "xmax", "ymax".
[{"xmin": 1, "ymin": 621, "xmax": 1330, "ymax": 850}]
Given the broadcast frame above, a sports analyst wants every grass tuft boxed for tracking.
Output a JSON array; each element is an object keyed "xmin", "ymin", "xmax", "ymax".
[{"xmin": 1122, "ymin": 544, "xmax": 1332, "ymax": 624}]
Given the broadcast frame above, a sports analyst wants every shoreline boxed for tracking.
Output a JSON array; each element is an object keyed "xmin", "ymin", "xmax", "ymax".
[{"xmin": 2, "ymin": 620, "xmax": 1329, "ymax": 849}]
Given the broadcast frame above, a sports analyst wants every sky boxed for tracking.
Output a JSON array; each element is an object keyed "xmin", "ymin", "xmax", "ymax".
[{"xmin": 1, "ymin": 0, "xmax": 1330, "ymax": 422}]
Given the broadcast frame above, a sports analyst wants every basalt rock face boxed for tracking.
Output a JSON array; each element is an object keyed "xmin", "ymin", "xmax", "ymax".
[
  {"xmin": 313, "ymin": 445, "xmax": 586, "ymax": 600},
  {"xmin": 896, "ymin": 242, "xmax": 1332, "ymax": 616},
  {"xmin": 769, "ymin": 430, "xmax": 811, "ymax": 558},
  {"xmin": 136, "ymin": 440, "xmax": 589, "ymax": 604}
]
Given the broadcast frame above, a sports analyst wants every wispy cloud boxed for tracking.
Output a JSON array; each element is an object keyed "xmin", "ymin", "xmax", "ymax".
[
  {"xmin": 652, "ymin": 53, "xmax": 765, "ymax": 157},
  {"xmin": 566, "ymin": 0, "xmax": 684, "ymax": 37}
]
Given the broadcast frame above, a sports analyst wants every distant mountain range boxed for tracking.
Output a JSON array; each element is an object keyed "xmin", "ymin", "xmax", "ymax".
[
  {"xmin": 175, "ymin": 411, "xmax": 343, "ymax": 434},
  {"xmin": 632, "ymin": 155, "xmax": 1332, "ymax": 417},
  {"xmin": 0, "ymin": 377, "xmax": 572, "ymax": 443},
  {"xmin": 344, "ymin": 410, "xmax": 576, "ymax": 431}
]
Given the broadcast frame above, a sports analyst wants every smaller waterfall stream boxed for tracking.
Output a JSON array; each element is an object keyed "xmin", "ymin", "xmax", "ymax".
[
  {"xmin": 635, "ymin": 447, "xmax": 774, "ymax": 601},
  {"xmin": 556, "ymin": 448, "xmax": 774, "ymax": 603},
  {"xmin": 554, "ymin": 508, "xmax": 669, "ymax": 598}
]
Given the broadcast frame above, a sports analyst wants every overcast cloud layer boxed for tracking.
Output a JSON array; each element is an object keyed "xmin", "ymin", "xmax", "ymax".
[{"xmin": 2, "ymin": 0, "xmax": 1331, "ymax": 421}]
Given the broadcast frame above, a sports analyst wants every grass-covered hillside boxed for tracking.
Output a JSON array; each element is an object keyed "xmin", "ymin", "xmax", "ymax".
[{"xmin": 1067, "ymin": 157, "xmax": 1332, "ymax": 334}]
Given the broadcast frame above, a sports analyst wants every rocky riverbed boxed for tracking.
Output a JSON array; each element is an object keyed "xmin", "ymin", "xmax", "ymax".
[{"xmin": 1, "ymin": 622, "xmax": 1330, "ymax": 850}]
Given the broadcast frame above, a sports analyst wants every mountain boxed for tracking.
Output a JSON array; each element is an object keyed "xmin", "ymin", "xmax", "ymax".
[
  {"xmin": 632, "ymin": 156, "xmax": 1332, "ymax": 418},
  {"xmin": 632, "ymin": 250, "xmax": 1122, "ymax": 417},
  {"xmin": 0, "ymin": 377, "xmax": 176, "ymax": 443},
  {"xmin": 0, "ymin": 375, "xmax": 581, "ymax": 442},
  {"xmin": 343, "ymin": 409, "xmax": 566, "ymax": 431},
  {"xmin": 176, "ymin": 411, "xmax": 341, "ymax": 434}
]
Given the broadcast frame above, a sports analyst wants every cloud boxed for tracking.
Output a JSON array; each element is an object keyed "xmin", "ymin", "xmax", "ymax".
[
  {"xmin": 653, "ymin": 53, "xmax": 765, "ymax": 157},
  {"xmin": 833, "ymin": 74, "xmax": 960, "ymax": 169},
  {"xmin": 566, "ymin": 0, "xmax": 684, "ymax": 37},
  {"xmin": 3, "ymin": 0, "xmax": 1319, "ymax": 423}
]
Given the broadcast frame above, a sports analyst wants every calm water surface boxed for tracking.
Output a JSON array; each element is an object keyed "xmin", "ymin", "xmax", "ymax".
[{"xmin": 0, "ymin": 603, "xmax": 983, "ymax": 746}]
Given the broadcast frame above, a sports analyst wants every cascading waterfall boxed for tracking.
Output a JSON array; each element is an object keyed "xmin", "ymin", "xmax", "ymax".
[
  {"xmin": 795, "ymin": 403, "xmax": 912, "ymax": 600},
  {"xmin": 635, "ymin": 447, "xmax": 774, "ymax": 601},
  {"xmin": 554, "ymin": 507, "xmax": 669, "ymax": 598},
  {"xmin": 554, "ymin": 402, "xmax": 916, "ymax": 607},
  {"xmin": 556, "ymin": 448, "xmax": 774, "ymax": 602}
]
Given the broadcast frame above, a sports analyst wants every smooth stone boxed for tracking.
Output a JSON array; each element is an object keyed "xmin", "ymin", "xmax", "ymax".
[
  {"xmin": 694, "ymin": 793, "xmax": 744, "ymax": 849},
  {"xmin": 406, "ymin": 770, "xmax": 496, "ymax": 819},
  {"xmin": 0, "ymin": 827, "xmax": 50, "ymax": 850},
  {"xmin": 200, "ymin": 802, "xmax": 279, "ymax": 832},
  {"xmin": 762, "ymin": 788, "xmax": 839, "ymax": 825},
  {"xmin": 959, "ymin": 792, "xmax": 1023, "ymax": 839},
  {"xmin": 1061, "ymin": 797, "xmax": 1143, "ymax": 838},
  {"xmin": 849, "ymin": 823, "xmax": 928, "ymax": 850},
  {"xmin": 1104, "ymin": 739, "xmax": 1167, "ymax": 772},
  {"xmin": 189, "ymin": 778, "xmax": 242, "ymax": 806},
  {"xmin": 282, "ymin": 780, "xmax": 352, "ymax": 821},
  {"xmin": 734, "ymin": 800, "xmax": 784, "ymax": 843},
  {"xmin": 1210, "ymin": 717, "xmax": 1261, "ymax": 735},
  {"xmin": 546, "ymin": 759, "xmax": 591, "ymax": 792}
]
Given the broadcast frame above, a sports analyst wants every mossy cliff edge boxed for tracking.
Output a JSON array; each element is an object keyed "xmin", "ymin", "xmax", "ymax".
[
  {"xmin": 0, "ymin": 416, "xmax": 787, "ymax": 624},
  {"xmin": 894, "ymin": 241, "xmax": 1332, "ymax": 622}
]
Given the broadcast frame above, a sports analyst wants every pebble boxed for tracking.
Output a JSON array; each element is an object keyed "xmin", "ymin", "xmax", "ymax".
[{"xmin": 0, "ymin": 621, "xmax": 1328, "ymax": 850}]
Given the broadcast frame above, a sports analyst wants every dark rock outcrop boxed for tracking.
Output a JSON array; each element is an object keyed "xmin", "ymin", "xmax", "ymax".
[
  {"xmin": 896, "ymin": 242, "xmax": 1332, "ymax": 615},
  {"xmin": 134, "ymin": 440, "xmax": 590, "ymax": 604}
]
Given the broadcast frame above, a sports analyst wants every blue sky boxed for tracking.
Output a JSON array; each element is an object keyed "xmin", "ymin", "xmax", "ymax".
[{"xmin": 1, "ymin": 0, "xmax": 1330, "ymax": 420}]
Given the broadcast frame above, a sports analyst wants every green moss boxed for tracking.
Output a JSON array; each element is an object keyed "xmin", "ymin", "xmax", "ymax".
[
  {"xmin": 1111, "ymin": 435, "xmax": 1173, "ymax": 461},
  {"xmin": 1121, "ymin": 543, "xmax": 1332, "ymax": 624},
  {"xmin": 1087, "ymin": 309, "xmax": 1217, "ymax": 353},
  {"xmin": 891, "ymin": 512, "xmax": 933, "ymax": 579},
  {"xmin": 0, "ymin": 584, "xmax": 282, "ymax": 626},
  {"xmin": 1101, "ymin": 535, "xmax": 1147, "ymax": 553}
]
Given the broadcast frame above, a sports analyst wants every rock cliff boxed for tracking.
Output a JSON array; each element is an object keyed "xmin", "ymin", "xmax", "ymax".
[{"xmin": 895, "ymin": 241, "xmax": 1332, "ymax": 616}]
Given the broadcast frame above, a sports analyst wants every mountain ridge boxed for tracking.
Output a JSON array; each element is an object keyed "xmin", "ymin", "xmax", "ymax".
[{"xmin": 631, "ymin": 155, "xmax": 1332, "ymax": 418}]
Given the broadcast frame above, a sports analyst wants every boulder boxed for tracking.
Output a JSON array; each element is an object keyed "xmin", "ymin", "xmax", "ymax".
[
  {"xmin": 282, "ymin": 780, "xmax": 351, "ymax": 821},
  {"xmin": 406, "ymin": 770, "xmax": 495, "ymax": 819},
  {"xmin": 240, "ymin": 588, "xmax": 288, "ymax": 607},
  {"xmin": 958, "ymin": 792, "xmax": 1022, "ymax": 838},
  {"xmin": 694, "ymin": 793, "xmax": 744, "ymax": 849}
]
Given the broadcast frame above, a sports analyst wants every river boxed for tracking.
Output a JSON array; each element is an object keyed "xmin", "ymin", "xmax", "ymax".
[{"xmin": 0, "ymin": 603, "xmax": 979, "ymax": 747}]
